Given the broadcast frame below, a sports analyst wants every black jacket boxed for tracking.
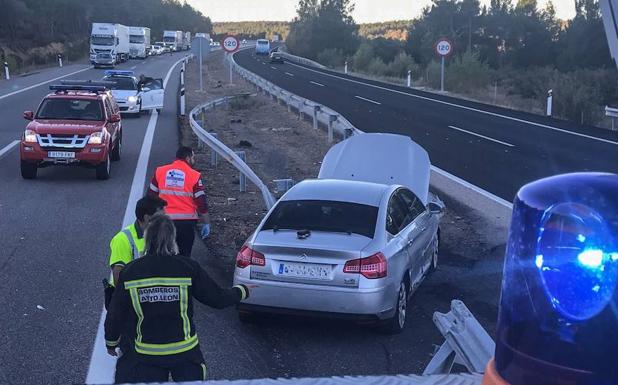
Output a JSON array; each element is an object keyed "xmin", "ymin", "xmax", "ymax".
[{"xmin": 104, "ymin": 253, "xmax": 248, "ymax": 356}]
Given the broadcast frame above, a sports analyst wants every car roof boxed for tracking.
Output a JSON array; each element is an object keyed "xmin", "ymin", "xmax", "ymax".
[
  {"xmin": 281, "ymin": 179, "xmax": 390, "ymax": 207},
  {"xmin": 45, "ymin": 92, "xmax": 104, "ymax": 100}
]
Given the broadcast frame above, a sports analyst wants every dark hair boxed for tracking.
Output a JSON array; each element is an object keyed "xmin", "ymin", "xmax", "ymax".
[
  {"xmin": 176, "ymin": 146, "xmax": 194, "ymax": 160},
  {"xmin": 135, "ymin": 196, "xmax": 167, "ymax": 221}
]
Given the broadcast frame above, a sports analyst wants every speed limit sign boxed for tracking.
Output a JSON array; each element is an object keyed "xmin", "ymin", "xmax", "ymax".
[
  {"xmin": 435, "ymin": 38, "xmax": 453, "ymax": 57},
  {"xmin": 222, "ymin": 35, "xmax": 240, "ymax": 53}
]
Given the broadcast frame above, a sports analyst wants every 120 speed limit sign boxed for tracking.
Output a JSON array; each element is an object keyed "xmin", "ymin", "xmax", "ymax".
[
  {"xmin": 222, "ymin": 35, "xmax": 240, "ymax": 53},
  {"xmin": 435, "ymin": 38, "xmax": 453, "ymax": 57}
]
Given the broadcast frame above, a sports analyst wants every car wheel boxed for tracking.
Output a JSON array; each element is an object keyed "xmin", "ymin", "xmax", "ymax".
[
  {"xmin": 379, "ymin": 281, "xmax": 408, "ymax": 334},
  {"xmin": 428, "ymin": 235, "xmax": 439, "ymax": 274},
  {"xmin": 96, "ymin": 153, "xmax": 111, "ymax": 180},
  {"xmin": 110, "ymin": 135, "xmax": 121, "ymax": 162},
  {"xmin": 20, "ymin": 161, "xmax": 37, "ymax": 179}
]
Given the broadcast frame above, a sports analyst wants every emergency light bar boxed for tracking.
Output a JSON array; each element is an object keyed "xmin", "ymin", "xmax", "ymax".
[
  {"xmin": 104, "ymin": 70, "xmax": 134, "ymax": 77},
  {"xmin": 50, "ymin": 83, "xmax": 109, "ymax": 93}
]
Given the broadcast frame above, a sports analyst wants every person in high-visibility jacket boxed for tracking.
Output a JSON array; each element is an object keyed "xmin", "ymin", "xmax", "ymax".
[
  {"xmin": 148, "ymin": 146, "xmax": 210, "ymax": 257},
  {"xmin": 105, "ymin": 213, "xmax": 252, "ymax": 383}
]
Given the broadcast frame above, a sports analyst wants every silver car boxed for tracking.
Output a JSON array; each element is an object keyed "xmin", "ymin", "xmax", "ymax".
[{"xmin": 233, "ymin": 133, "xmax": 444, "ymax": 333}]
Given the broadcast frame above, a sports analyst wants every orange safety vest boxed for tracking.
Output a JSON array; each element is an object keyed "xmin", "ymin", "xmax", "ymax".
[{"xmin": 155, "ymin": 160, "xmax": 201, "ymax": 220}]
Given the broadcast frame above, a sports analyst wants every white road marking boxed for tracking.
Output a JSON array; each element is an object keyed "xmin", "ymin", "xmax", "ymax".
[
  {"xmin": 0, "ymin": 66, "xmax": 93, "ymax": 100},
  {"xmin": 355, "ymin": 95, "xmax": 381, "ymax": 105},
  {"xmin": 131, "ymin": 65, "xmax": 137, "ymax": 69},
  {"xmin": 448, "ymin": 125, "xmax": 514, "ymax": 147},
  {"xmin": 0, "ymin": 140, "xmax": 19, "ymax": 160},
  {"xmin": 310, "ymin": 81, "xmax": 325, "ymax": 87},
  {"xmin": 286, "ymin": 62, "xmax": 618, "ymax": 146},
  {"xmin": 270, "ymin": 66, "xmax": 278, "ymax": 70},
  {"xmin": 85, "ymin": 56, "xmax": 186, "ymax": 385},
  {"xmin": 285, "ymin": 72, "xmax": 295, "ymax": 77}
]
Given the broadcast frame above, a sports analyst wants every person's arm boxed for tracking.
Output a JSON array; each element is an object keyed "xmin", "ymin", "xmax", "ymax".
[
  {"xmin": 147, "ymin": 174, "xmax": 160, "ymax": 197},
  {"xmin": 104, "ymin": 272, "xmax": 131, "ymax": 356},
  {"xmin": 192, "ymin": 262, "xmax": 249, "ymax": 309},
  {"xmin": 193, "ymin": 177, "xmax": 210, "ymax": 225}
]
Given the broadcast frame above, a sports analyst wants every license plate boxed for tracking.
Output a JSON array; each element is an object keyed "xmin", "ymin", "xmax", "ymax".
[
  {"xmin": 48, "ymin": 151, "xmax": 75, "ymax": 158},
  {"xmin": 278, "ymin": 262, "xmax": 332, "ymax": 280}
]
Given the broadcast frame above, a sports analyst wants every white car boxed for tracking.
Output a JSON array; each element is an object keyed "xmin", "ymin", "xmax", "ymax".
[
  {"xmin": 102, "ymin": 71, "xmax": 165, "ymax": 114},
  {"xmin": 233, "ymin": 133, "xmax": 444, "ymax": 333}
]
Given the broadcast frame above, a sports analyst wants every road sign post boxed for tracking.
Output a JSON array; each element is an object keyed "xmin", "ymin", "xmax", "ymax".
[
  {"xmin": 191, "ymin": 36, "xmax": 211, "ymax": 92},
  {"xmin": 222, "ymin": 35, "xmax": 240, "ymax": 85},
  {"xmin": 435, "ymin": 38, "xmax": 453, "ymax": 92}
]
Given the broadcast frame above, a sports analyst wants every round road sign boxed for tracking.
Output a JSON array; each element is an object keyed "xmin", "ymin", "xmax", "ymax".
[
  {"xmin": 222, "ymin": 35, "xmax": 240, "ymax": 53},
  {"xmin": 435, "ymin": 38, "xmax": 453, "ymax": 57}
]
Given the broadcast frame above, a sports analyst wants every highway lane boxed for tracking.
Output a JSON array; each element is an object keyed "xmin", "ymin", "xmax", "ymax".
[
  {"xmin": 0, "ymin": 52, "xmax": 186, "ymax": 385},
  {"xmin": 235, "ymin": 49, "xmax": 618, "ymax": 201}
]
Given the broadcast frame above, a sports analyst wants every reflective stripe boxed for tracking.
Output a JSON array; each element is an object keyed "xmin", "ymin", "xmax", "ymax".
[
  {"xmin": 180, "ymin": 286, "xmax": 190, "ymax": 340},
  {"xmin": 124, "ymin": 277, "xmax": 192, "ymax": 289},
  {"xmin": 129, "ymin": 288, "xmax": 144, "ymax": 342},
  {"xmin": 135, "ymin": 334, "xmax": 198, "ymax": 356},
  {"xmin": 159, "ymin": 189, "xmax": 194, "ymax": 197},
  {"xmin": 122, "ymin": 229, "xmax": 138, "ymax": 260},
  {"xmin": 201, "ymin": 363, "xmax": 207, "ymax": 380},
  {"xmin": 194, "ymin": 190, "xmax": 205, "ymax": 198},
  {"xmin": 106, "ymin": 338, "xmax": 120, "ymax": 347},
  {"xmin": 234, "ymin": 285, "xmax": 247, "ymax": 300},
  {"xmin": 149, "ymin": 183, "xmax": 159, "ymax": 192},
  {"xmin": 167, "ymin": 213, "xmax": 199, "ymax": 220}
]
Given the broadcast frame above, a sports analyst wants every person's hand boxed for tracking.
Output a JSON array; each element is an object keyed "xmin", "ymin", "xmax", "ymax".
[
  {"xmin": 200, "ymin": 223, "xmax": 211, "ymax": 239},
  {"xmin": 106, "ymin": 347, "xmax": 118, "ymax": 357}
]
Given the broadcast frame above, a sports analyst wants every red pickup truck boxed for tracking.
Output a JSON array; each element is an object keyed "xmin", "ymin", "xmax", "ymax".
[{"xmin": 20, "ymin": 83, "xmax": 122, "ymax": 180}]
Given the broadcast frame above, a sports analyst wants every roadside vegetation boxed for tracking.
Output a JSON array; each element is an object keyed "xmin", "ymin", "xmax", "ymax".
[
  {"xmin": 0, "ymin": 0, "xmax": 211, "ymax": 73},
  {"xmin": 213, "ymin": 21, "xmax": 290, "ymax": 41},
  {"xmin": 286, "ymin": 0, "xmax": 618, "ymax": 127}
]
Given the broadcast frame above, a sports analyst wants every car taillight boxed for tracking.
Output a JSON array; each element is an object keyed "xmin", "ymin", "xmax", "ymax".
[
  {"xmin": 236, "ymin": 246, "xmax": 265, "ymax": 268},
  {"xmin": 344, "ymin": 252, "xmax": 387, "ymax": 279}
]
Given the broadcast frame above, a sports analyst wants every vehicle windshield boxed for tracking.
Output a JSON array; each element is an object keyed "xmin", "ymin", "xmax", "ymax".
[
  {"xmin": 91, "ymin": 35, "xmax": 114, "ymax": 46},
  {"xmin": 36, "ymin": 99, "xmax": 103, "ymax": 121},
  {"xmin": 163, "ymin": 36, "xmax": 175, "ymax": 43},
  {"xmin": 130, "ymin": 35, "xmax": 145, "ymax": 44},
  {"xmin": 104, "ymin": 77, "xmax": 137, "ymax": 90},
  {"xmin": 257, "ymin": 40, "xmax": 269, "ymax": 45},
  {"xmin": 262, "ymin": 200, "xmax": 378, "ymax": 238}
]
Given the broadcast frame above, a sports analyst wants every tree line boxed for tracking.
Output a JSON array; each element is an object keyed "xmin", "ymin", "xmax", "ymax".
[
  {"xmin": 213, "ymin": 22, "xmax": 290, "ymax": 40},
  {"xmin": 0, "ymin": 0, "xmax": 211, "ymax": 69}
]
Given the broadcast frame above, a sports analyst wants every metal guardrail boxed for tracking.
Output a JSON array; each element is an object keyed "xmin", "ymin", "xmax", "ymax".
[
  {"xmin": 276, "ymin": 51, "xmax": 327, "ymax": 69},
  {"xmin": 189, "ymin": 95, "xmax": 277, "ymax": 209},
  {"xmin": 229, "ymin": 51, "xmax": 361, "ymax": 140},
  {"xmin": 605, "ymin": 106, "xmax": 618, "ymax": 130}
]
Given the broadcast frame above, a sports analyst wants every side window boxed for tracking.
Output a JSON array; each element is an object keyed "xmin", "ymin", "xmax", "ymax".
[
  {"xmin": 386, "ymin": 193, "xmax": 407, "ymax": 235},
  {"xmin": 398, "ymin": 189, "xmax": 427, "ymax": 227}
]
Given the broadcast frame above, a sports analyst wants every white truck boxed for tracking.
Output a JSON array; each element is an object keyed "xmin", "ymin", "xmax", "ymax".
[
  {"xmin": 90, "ymin": 23, "xmax": 129, "ymax": 67},
  {"xmin": 183, "ymin": 32, "xmax": 192, "ymax": 50},
  {"xmin": 128, "ymin": 26, "xmax": 151, "ymax": 59},
  {"xmin": 163, "ymin": 30, "xmax": 182, "ymax": 51}
]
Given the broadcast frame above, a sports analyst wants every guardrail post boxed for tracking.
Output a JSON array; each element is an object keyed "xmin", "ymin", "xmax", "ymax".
[
  {"xmin": 210, "ymin": 132, "xmax": 219, "ymax": 166},
  {"xmin": 546, "ymin": 89, "xmax": 553, "ymax": 117},
  {"xmin": 312, "ymin": 105, "xmax": 321, "ymax": 130},
  {"xmin": 235, "ymin": 151, "xmax": 247, "ymax": 192},
  {"xmin": 4, "ymin": 62, "xmax": 9, "ymax": 80},
  {"xmin": 328, "ymin": 114, "xmax": 338, "ymax": 143},
  {"xmin": 181, "ymin": 63, "xmax": 185, "ymax": 86},
  {"xmin": 180, "ymin": 86, "xmax": 186, "ymax": 116},
  {"xmin": 287, "ymin": 96, "xmax": 293, "ymax": 113},
  {"xmin": 344, "ymin": 61, "xmax": 348, "ymax": 74}
]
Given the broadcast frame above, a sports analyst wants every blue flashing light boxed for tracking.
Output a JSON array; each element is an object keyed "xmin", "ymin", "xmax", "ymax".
[
  {"xmin": 50, "ymin": 84, "xmax": 107, "ymax": 92},
  {"xmin": 104, "ymin": 70, "xmax": 134, "ymax": 77},
  {"xmin": 495, "ymin": 172, "xmax": 618, "ymax": 385}
]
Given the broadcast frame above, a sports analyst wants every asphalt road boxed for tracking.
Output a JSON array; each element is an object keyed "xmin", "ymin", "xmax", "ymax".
[{"xmin": 234, "ymin": 49, "xmax": 618, "ymax": 201}]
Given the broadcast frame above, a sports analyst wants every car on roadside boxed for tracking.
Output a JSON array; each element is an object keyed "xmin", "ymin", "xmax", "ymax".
[
  {"xmin": 101, "ymin": 70, "xmax": 164, "ymax": 115},
  {"xmin": 233, "ymin": 133, "xmax": 444, "ymax": 333},
  {"xmin": 269, "ymin": 48, "xmax": 284, "ymax": 64},
  {"xmin": 20, "ymin": 83, "xmax": 122, "ymax": 180}
]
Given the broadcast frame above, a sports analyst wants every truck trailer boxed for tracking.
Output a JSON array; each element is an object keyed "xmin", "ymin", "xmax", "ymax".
[
  {"xmin": 90, "ymin": 23, "xmax": 129, "ymax": 68},
  {"xmin": 128, "ymin": 26, "xmax": 151, "ymax": 59}
]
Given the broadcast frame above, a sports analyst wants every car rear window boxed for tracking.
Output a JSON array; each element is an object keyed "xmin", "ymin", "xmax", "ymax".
[
  {"xmin": 105, "ymin": 77, "xmax": 137, "ymax": 90},
  {"xmin": 36, "ymin": 99, "xmax": 104, "ymax": 121},
  {"xmin": 262, "ymin": 200, "xmax": 378, "ymax": 238},
  {"xmin": 257, "ymin": 40, "xmax": 269, "ymax": 45}
]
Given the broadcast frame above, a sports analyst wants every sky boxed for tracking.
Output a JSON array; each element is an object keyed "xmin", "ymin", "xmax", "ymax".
[{"xmin": 187, "ymin": 0, "xmax": 576, "ymax": 23}]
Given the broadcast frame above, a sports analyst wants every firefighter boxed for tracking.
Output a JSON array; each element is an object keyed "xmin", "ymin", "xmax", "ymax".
[
  {"xmin": 148, "ymin": 146, "xmax": 210, "ymax": 257},
  {"xmin": 104, "ymin": 213, "xmax": 252, "ymax": 383}
]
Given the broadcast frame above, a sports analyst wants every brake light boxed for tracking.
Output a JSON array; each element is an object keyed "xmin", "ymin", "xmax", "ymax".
[
  {"xmin": 344, "ymin": 252, "xmax": 387, "ymax": 279},
  {"xmin": 236, "ymin": 246, "xmax": 266, "ymax": 268}
]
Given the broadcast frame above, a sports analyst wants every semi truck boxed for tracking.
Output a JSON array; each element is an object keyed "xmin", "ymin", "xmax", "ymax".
[
  {"xmin": 90, "ymin": 23, "xmax": 129, "ymax": 68},
  {"xmin": 183, "ymin": 32, "xmax": 192, "ymax": 50},
  {"xmin": 128, "ymin": 26, "xmax": 151, "ymax": 59},
  {"xmin": 163, "ymin": 30, "xmax": 182, "ymax": 51}
]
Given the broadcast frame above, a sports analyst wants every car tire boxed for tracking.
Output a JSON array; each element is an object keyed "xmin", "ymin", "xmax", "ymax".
[
  {"xmin": 20, "ymin": 161, "xmax": 37, "ymax": 179},
  {"xmin": 110, "ymin": 135, "xmax": 122, "ymax": 162},
  {"xmin": 379, "ymin": 280, "xmax": 408, "ymax": 335},
  {"xmin": 96, "ymin": 153, "xmax": 111, "ymax": 180}
]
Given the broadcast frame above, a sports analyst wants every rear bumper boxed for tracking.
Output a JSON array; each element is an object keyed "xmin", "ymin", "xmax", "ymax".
[
  {"xmin": 20, "ymin": 142, "xmax": 108, "ymax": 166},
  {"xmin": 233, "ymin": 275, "xmax": 397, "ymax": 320}
]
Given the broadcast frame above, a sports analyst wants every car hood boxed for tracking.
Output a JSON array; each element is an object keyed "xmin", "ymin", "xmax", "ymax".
[
  {"xmin": 111, "ymin": 89, "xmax": 138, "ymax": 101},
  {"xmin": 319, "ymin": 133, "xmax": 431, "ymax": 204},
  {"xmin": 28, "ymin": 120, "xmax": 105, "ymax": 135}
]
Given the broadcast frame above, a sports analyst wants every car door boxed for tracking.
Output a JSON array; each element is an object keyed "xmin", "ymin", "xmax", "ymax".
[
  {"xmin": 383, "ymin": 191, "xmax": 411, "ymax": 287},
  {"xmin": 397, "ymin": 188, "xmax": 432, "ymax": 287},
  {"xmin": 104, "ymin": 98, "xmax": 119, "ymax": 143},
  {"xmin": 141, "ymin": 78, "xmax": 164, "ymax": 110}
]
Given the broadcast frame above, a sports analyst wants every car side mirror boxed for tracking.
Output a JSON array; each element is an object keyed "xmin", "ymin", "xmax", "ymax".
[
  {"xmin": 427, "ymin": 202, "xmax": 445, "ymax": 215},
  {"xmin": 109, "ymin": 114, "xmax": 121, "ymax": 123},
  {"xmin": 23, "ymin": 111, "xmax": 34, "ymax": 121}
]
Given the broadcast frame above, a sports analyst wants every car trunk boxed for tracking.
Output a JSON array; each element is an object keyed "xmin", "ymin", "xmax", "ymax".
[{"xmin": 250, "ymin": 230, "xmax": 373, "ymax": 288}]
